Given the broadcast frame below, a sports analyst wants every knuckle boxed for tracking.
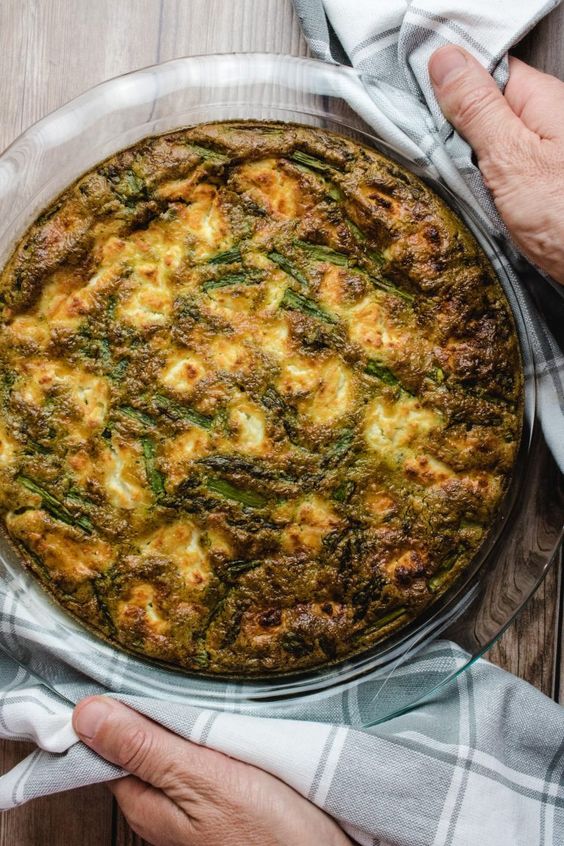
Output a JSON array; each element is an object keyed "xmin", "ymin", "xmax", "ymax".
[
  {"xmin": 453, "ymin": 84, "xmax": 499, "ymax": 130},
  {"xmin": 115, "ymin": 725, "xmax": 154, "ymax": 773}
]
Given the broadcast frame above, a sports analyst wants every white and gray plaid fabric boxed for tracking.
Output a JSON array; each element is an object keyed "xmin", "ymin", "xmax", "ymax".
[{"xmin": 1, "ymin": 2, "xmax": 564, "ymax": 844}]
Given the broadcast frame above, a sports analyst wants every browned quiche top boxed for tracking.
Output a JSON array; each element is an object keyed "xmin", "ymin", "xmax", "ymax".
[{"xmin": 0, "ymin": 121, "xmax": 522, "ymax": 675}]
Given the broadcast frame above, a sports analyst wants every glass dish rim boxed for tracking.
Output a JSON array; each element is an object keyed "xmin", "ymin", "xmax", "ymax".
[{"xmin": 0, "ymin": 52, "xmax": 560, "ymax": 721}]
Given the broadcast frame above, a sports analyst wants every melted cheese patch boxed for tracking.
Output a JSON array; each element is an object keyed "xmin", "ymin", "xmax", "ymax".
[
  {"xmin": 160, "ymin": 350, "xmax": 207, "ymax": 395},
  {"xmin": 176, "ymin": 183, "xmax": 230, "ymax": 259},
  {"xmin": 101, "ymin": 441, "xmax": 152, "ymax": 510},
  {"xmin": 4, "ymin": 315, "xmax": 49, "ymax": 349},
  {"xmin": 208, "ymin": 337, "xmax": 252, "ymax": 373},
  {"xmin": 14, "ymin": 360, "xmax": 109, "ymax": 435},
  {"xmin": 117, "ymin": 266, "xmax": 172, "ymax": 328},
  {"xmin": 228, "ymin": 396, "xmax": 268, "ymax": 455},
  {"xmin": 404, "ymin": 454, "xmax": 455, "ymax": 485},
  {"xmin": 117, "ymin": 584, "xmax": 168, "ymax": 634},
  {"xmin": 234, "ymin": 159, "xmax": 307, "ymax": 219},
  {"xmin": 364, "ymin": 394, "xmax": 443, "ymax": 457},
  {"xmin": 163, "ymin": 430, "xmax": 211, "ymax": 487},
  {"xmin": 39, "ymin": 266, "xmax": 118, "ymax": 330},
  {"xmin": 0, "ymin": 423, "xmax": 16, "ymax": 469},
  {"xmin": 347, "ymin": 297, "xmax": 406, "ymax": 354},
  {"xmin": 317, "ymin": 266, "xmax": 350, "ymax": 313},
  {"xmin": 277, "ymin": 355, "xmax": 321, "ymax": 396},
  {"xmin": 141, "ymin": 519, "xmax": 224, "ymax": 588},
  {"xmin": 6, "ymin": 509, "xmax": 113, "ymax": 581},
  {"xmin": 254, "ymin": 319, "xmax": 291, "ymax": 361},
  {"xmin": 383, "ymin": 549, "xmax": 427, "ymax": 582},
  {"xmin": 299, "ymin": 359, "xmax": 353, "ymax": 424},
  {"xmin": 278, "ymin": 495, "xmax": 341, "ymax": 554}
]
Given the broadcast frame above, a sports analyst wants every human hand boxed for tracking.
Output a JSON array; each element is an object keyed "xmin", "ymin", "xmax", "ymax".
[
  {"xmin": 429, "ymin": 45, "xmax": 564, "ymax": 284},
  {"xmin": 72, "ymin": 697, "xmax": 352, "ymax": 846}
]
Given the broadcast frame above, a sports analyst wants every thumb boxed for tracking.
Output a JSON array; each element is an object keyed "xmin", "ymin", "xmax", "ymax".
[
  {"xmin": 429, "ymin": 45, "xmax": 528, "ymax": 164},
  {"xmin": 73, "ymin": 696, "xmax": 206, "ymax": 790}
]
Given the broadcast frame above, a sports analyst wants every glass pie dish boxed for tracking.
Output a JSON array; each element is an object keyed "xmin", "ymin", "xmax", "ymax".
[{"xmin": 0, "ymin": 53, "xmax": 562, "ymax": 724}]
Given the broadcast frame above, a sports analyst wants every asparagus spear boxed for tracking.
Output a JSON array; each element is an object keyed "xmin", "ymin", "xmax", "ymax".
[
  {"xmin": 288, "ymin": 152, "xmax": 343, "ymax": 200},
  {"xmin": 345, "ymin": 219, "xmax": 387, "ymax": 267},
  {"xmin": 267, "ymin": 251, "xmax": 308, "ymax": 287},
  {"xmin": 370, "ymin": 275, "xmax": 414, "ymax": 303},
  {"xmin": 141, "ymin": 437, "xmax": 165, "ymax": 499},
  {"xmin": 289, "ymin": 151, "xmax": 338, "ymax": 174},
  {"xmin": 187, "ymin": 143, "xmax": 228, "ymax": 163},
  {"xmin": 17, "ymin": 475, "xmax": 93, "ymax": 534},
  {"xmin": 364, "ymin": 359, "xmax": 400, "ymax": 386},
  {"xmin": 154, "ymin": 394, "xmax": 213, "ymax": 430},
  {"xmin": 208, "ymin": 247, "xmax": 241, "ymax": 265},
  {"xmin": 366, "ymin": 606, "xmax": 407, "ymax": 631},
  {"xmin": 225, "ymin": 559, "xmax": 262, "ymax": 579},
  {"xmin": 207, "ymin": 477, "xmax": 267, "ymax": 508},
  {"xmin": 428, "ymin": 548, "xmax": 463, "ymax": 592},
  {"xmin": 117, "ymin": 405, "xmax": 156, "ymax": 427},
  {"xmin": 110, "ymin": 359, "xmax": 128, "ymax": 382},
  {"xmin": 203, "ymin": 272, "xmax": 256, "ymax": 292},
  {"xmin": 333, "ymin": 480, "xmax": 355, "ymax": 502},
  {"xmin": 295, "ymin": 240, "xmax": 349, "ymax": 266},
  {"xmin": 192, "ymin": 648, "xmax": 210, "ymax": 669},
  {"xmin": 281, "ymin": 288, "xmax": 336, "ymax": 324}
]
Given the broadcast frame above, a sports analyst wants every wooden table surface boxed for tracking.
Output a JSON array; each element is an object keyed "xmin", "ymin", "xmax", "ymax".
[{"xmin": 0, "ymin": 1, "xmax": 562, "ymax": 843}]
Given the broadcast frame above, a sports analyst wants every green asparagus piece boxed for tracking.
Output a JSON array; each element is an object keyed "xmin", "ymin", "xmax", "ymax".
[
  {"xmin": 117, "ymin": 406, "xmax": 156, "ymax": 427},
  {"xmin": 207, "ymin": 477, "xmax": 267, "ymax": 508},
  {"xmin": 364, "ymin": 359, "xmax": 400, "ymax": 386},
  {"xmin": 267, "ymin": 251, "xmax": 308, "ymax": 286},
  {"xmin": 281, "ymin": 288, "xmax": 336, "ymax": 324},
  {"xmin": 289, "ymin": 151, "xmax": 337, "ymax": 174},
  {"xmin": 17, "ymin": 475, "xmax": 93, "ymax": 534},
  {"xmin": 115, "ymin": 170, "xmax": 148, "ymax": 204},
  {"xmin": 367, "ymin": 606, "xmax": 407, "ymax": 631},
  {"xmin": 345, "ymin": 218, "xmax": 366, "ymax": 242},
  {"xmin": 332, "ymin": 429, "xmax": 354, "ymax": 458},
  {"xmin": 333, "ymin": 480, "xmax": 355, "ymax": 502},
  {"xmin": 188, "ymin": 143, "xmax": 228, "ymax": 163},
  {"xmin": 141, "ymin": 437, "xmax": 165, "ymax": 499},
  {"xmin": 107, "ymin": 294, "xmax": 118, "ymax": 320},
  {"xmin": 295, "ymin": 240, "xmax": 349, "ymax": 266},
  {"xmin": 226, "ymin": 559, "xmax": 262, "ymax": 578},
  {"xmin": 192, "ymin": 648, "xmax": 210, "ymax": 669},
  {"xmin": 370, "ymin": 276, "xmax": 414, "ymax": 303},
  {"xmin": 110, "ymin": 359, "xmax": 128, "ymax": 381},
  {"xmin": 154, "ymin": 394, "xmax": 213, "ymax": 430},
  {"xmin": 208, "ymin": 247, "xmax": 241, "ymax": 265},
  {"xmin": 428, "ymin": 548, "xmax": 463, "ymax": 592},
  {"xmin": 203, "ymin": 272, "xmax": 255, "ymax": 292}
]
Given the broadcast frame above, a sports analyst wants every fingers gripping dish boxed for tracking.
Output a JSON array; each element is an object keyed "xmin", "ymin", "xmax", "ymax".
[{"xmin": 0, "ymin": 121, "xmax": 522, "ymax": 675}]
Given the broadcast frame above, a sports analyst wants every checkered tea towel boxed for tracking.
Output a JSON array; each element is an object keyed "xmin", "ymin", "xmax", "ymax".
[
  {"xmin": 1, "ymin": 2, "xmax": 564, "ymax": 845},
  {"xmin": 1, "ymin": 641, "xmax": 564, "ymax": 846}
]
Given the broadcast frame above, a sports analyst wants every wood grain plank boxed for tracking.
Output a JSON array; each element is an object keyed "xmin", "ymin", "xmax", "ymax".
[
  {"xmin": 488, "ymin": 0, "xmax": 564, "ymax": 698},
  {"xmin": 0, "ymin": 742, "xmax": 113, "ymax": 846}
]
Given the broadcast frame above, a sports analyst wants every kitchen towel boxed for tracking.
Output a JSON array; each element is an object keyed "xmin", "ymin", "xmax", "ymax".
[
  {"xmin": 2, "ymin": 641, "xmax": 564, "ymax": 846},
  {"xmin": 1, "ymin": 2, "xmax": 564, "ymax": 845}
]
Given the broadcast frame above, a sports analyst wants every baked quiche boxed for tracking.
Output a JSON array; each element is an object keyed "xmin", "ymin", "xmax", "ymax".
[{"xmin": 0, "ymin": 121, "xmax": 522, "ymax": 675}]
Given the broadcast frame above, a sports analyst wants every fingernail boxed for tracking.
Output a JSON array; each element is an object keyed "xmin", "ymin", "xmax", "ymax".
[
  {"xmin": 74, "ymin": 698, "xmax": 113, "ymax": 740},
  {"xmin": 429, "ymin": 46, "xmax": 468, "ymax": 87}
]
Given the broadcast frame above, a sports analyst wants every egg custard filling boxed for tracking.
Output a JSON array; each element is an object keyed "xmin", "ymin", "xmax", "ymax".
[{"xmin": 0, "ymin": 121, "xmax": 522, "ymax": 675}]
